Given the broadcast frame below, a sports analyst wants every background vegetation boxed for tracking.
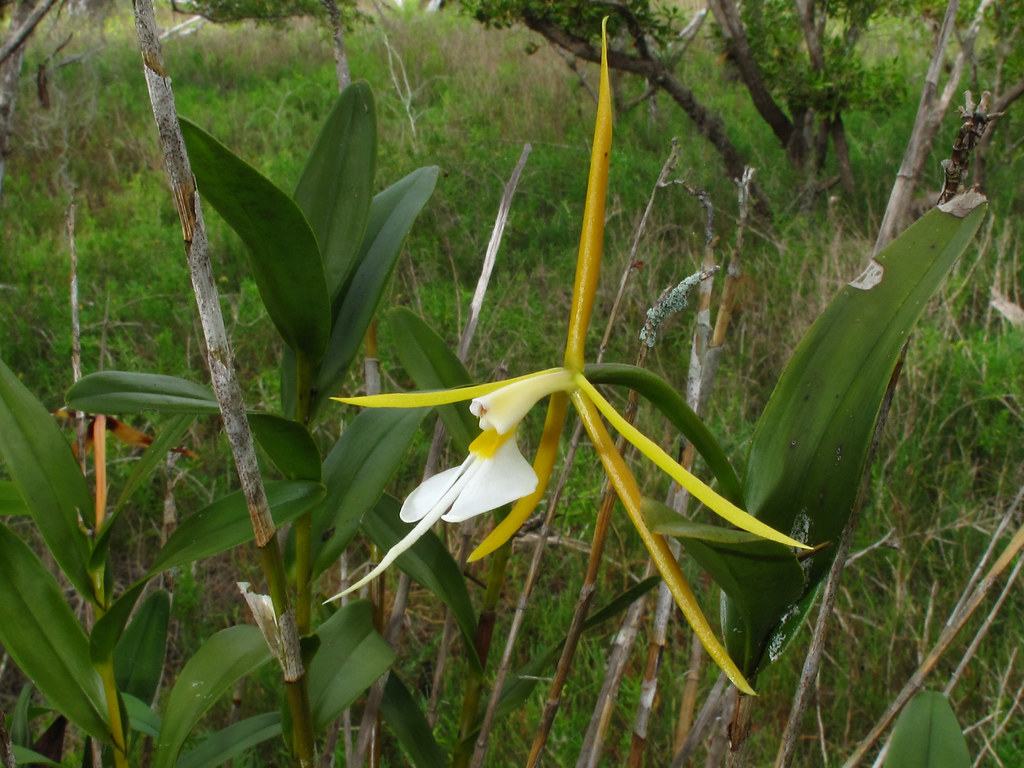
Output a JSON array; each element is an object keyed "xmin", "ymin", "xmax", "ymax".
[{"xmin": 1, "ymin": 1, "xmax": 1022, "ymax": 764}]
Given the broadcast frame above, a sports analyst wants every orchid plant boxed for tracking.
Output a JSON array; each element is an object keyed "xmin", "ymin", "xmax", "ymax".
[{"xmin": 328, "ymin": 21, "xmax": 806, "ymax": 695}]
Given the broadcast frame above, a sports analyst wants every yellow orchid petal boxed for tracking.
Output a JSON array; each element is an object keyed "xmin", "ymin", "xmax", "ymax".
[
  {"xmin": 468, "ymin": 391, "xmax": 570, "ymax": 561},
  {"xmin": 331, "ymin": 367, "xmax": 565, "ymax": 409},
  {"xmin": 564, "ymin": 18, "xmax": 612, "ymax": 373},
  {"xmin": 572, "ymin": 391, "xmax": 756, "ymax": 696},
  {"xmin": 574, "ymin": 374, "xmax": 809, "ymax": 551}
]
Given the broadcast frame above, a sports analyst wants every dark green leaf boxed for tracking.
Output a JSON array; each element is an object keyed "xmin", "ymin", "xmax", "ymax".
[
  {"xmin": 11, "ymin": 683, "xmax": 33, "ymax": 746},
  {"xmin": 67, "ymin": 372, "xmax": 218, "ymax": 415},
  {"xmin": 0, "ymin": 523, "xmax": 111, "ymax": 744},
  {"xmin": 152, "ymin": 625, "xmax": 272, "ymax": 768},
  {"xmin": 294, "ymin": 82, "xmax": 376, "ymax": 300},
  {"xmin": 90, "ymin": 581, "xmax": 147, "ymax": 666},
  {"xmin": 380, "ymin": 674, "xmax": 447, "ymax": 768},
  {"xmin": 361, "ymin": 494, "xmax": 481, "ymax": 671},
  {"xmin": 115, "ymin": 589, "xmax": 171, "ymax": 703},
  {"xmin": 0, "ymin": 360, "xmax": 94, "ymax": 600},
  {"xmin": 884, "ymin": 691, "xmax": 970, "ymax": 768},
  {"xmin": 388, "ymin": 306, "xmax": 477, "ymax": 454},
  {"xmin": 310, "ymin": 407, "xmax": 428, "ymax": 576},
  {"xmin": 585, "ymin": 363, "xmax": 743, "ymax": 505},
  {"xmin": 177, "ymin": 713, "xmax": 282, "ymax": 768},
  {"xmin": 311, "ymin": 166, "xmax": 439, "ymax": 418},
  {"xmin": 0, "ymin": 479, "xmax": 27, "ymax": 514},
  {"xmin": 308, "ymin": 600, "xmax": 396, "ymax": 732},
  {"xmin": 249, "ymin": 413, "xmax": 322, "ymax": 481},
  {"xmin": 730, "ymin": 200, "xmax": 988, "ymax": 675},
  {"xmin": 11, "ymin": 746, "xmax": 62, "ymax": 766},
  {"xmin": 180, "ymin": 118, "xmax": 331, "ymax": 362},
  {"xmin": 149, "ymin": 480, "xmax": 324, "ymax": 574}
]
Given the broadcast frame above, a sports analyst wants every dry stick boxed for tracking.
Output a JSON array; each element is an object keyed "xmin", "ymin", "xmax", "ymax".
[
  {"xmin": 0, "ymin": 0, "xmax": 61, "ymax": 67},
  {"xmin": 842, "ymin": 481, "xmax": 1024, "ymax": 768},
  {"xmin": 132, "ymin": 3, "xmax": 315, "ymax": 764},
  {"xmin": 67, "ymin": 195, "xmax": 89, "ymax": 470}
]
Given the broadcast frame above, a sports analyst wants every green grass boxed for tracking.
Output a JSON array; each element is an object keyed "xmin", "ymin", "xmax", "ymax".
[{"xmin": 2, "ymin": 4, "xmax": 1022, "ymax": 766}]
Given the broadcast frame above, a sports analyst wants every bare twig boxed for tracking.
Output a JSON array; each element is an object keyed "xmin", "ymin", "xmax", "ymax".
[{"xmin": 0, "ymin": 0, "xmax": 62, "ymax": 67}]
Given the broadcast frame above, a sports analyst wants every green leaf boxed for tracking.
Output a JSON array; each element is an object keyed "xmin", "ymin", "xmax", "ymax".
[
  {"xmin": 176, "ymin": 713, "xmax": 282, "ymax": 768},
  {"xmin": 310, "ymin": 166, "xmax": 439, "ymax": 418},
  {"xmin": 361, "ymin": 494, "xmax": 482, "ymax": 671},
  {"xmin": 388, "ymin": 306, "xmax": 478, "ymax": 454},
  {"xmin": 122, "ymin": 694, "xmax": 161, "ymax": 738},
  {"xmin": 730, "ymin": 200, "xmax": 988, "ymax": 675},
  {"xmin": 90, "ymin": 581, "xmax": 147, "ymax": 665},
  {"xmin": 884, "ymin": 691, "xmax": 970, "ymax": 768},
  {"xmin": 380, "ymin": 674, "xmax": 447, "ymax": 768},
  {"xmin": 180, "ymin": 117, "xmax": 331, "ymax": 362},
  {"xmin": 115, "ymin": 589, "xmax": 171, "ymax": 703},
  {"xmin": 150, "ymin": 480, "xmax": 324, "ymax": 574},
  {"xmin": 67, "ymin": 372, "xmax": 219, "ymax": 415},
  {"xmin": 0, "ymin": 479, "xmax": 27, "ymax": 514},
  {"xmin": 310, "ymin": 407, "xmax": 429, "ymax": 576},
  {"xmin": 308, "ymin": 601, "xmax": 396, "ymax": 733},
  {"xmin": 0, "ymin": 523, "xmax": 111, "ymax": 744},
  {"xmin": 0, "ymin": 360, "xmax": 94, "ymax": 602},
  {"xmin": 11, "ymin": 745, "xmax": 62, "ymax": 766},
  {"xmin": 294, "ymin": 81, "xmax": 376, "ymax": 301},
  {"xmin": 249, "ymin": 413, "xmax": 322, "ymax": 481},
  {"xmin": 152, "ymin": 625, "xmax": 272, "ymax": 768},
  {"xmin": 585, "ymin": 363, "xmax": 743, "ymax": 505}
]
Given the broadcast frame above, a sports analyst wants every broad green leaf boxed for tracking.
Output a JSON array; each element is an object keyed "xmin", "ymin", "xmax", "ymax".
[
  {"xmin": 91, "ymin": 414, "xmax": 197, "ymax": 571},
  {"xmin": 310, "ymin": 166, "xmax": 439, "ymax": 418},
  {"xmin": 380, "ymin": 674, "xmax": 446, "ymax": 768},
  {"xmin": 11, "ymin": 746, "xmax": 62, "ymax": 766},
  {"xmin": 294, "ymin": 82, "xmax": 376, "ymax": 301},
  {"xmin": 115, "ymin": 589, "xmax": 171, "ymax": 703},
  {"xmin": 90, "ymin": 581, "xmax": 147, "ymax": 665},
  {"xmin": 308, "ymin": 600, "xmax": 396, "ymax": 732},
  {"xmin": 310, "ymin": 407, "xmax": 428, "ymax": 576},
  {"xmin": 884, "ymin": 691, "xmax": 970, "ymax": 768},
  {"xmin": 0, "ymin": 523, "xmax": 111, "ymax": 744},
  {"xmin": 644, "ymin": 501, "xmax": 804, "ymax": 671},
  {"xmin": 177, "ymin": 713, "xmax": 282, "ymax": 768},
  {"xmin": 361, "ymin": 494, "xmax": 482, "ymax": 671},
  {"xmin": 67, "ymin": 372, "xmax": 218, "ymax": 415},
  {"xmin": 150, "ymin": 480, "xmax": 324, "ymax": 574},
  {"xmin": 180, "ymin": 118, "xmax": 331, "ymax": 362},
  {"xmin": 249, "ymin": 413, "xmax": 322, "ymax": 481},
  {"xmin": 730, "ymin": 198, "xmax": 988, "ymax": 675},
  {"xmin": 152, "ymin": 625, "xmax": 272, "ymax": 768},
  {"xmin": 11, "ymin": 683, "xmax": 34, "ymax": 746},
  {"xmin": 388, "ymin": 306, "xmax": 477, "ymax": 454},
  {"xmin": 123, "ymin": 694, "xmax": 161, "ymax": 738},
  {"xmin": 0, "ymin": 360, "xmax": 94, "ymax": 601},
  {"xmin": 0, "ymin": 479, "xmax": 27, "ymax": 514},
  {"xmin": 585, "ymin": 363, "xmax": 743, "ymax": 505}
]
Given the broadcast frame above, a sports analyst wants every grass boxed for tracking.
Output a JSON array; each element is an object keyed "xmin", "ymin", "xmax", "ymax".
[{"xmin": 2, "ymin": 3, "xmax": 1023, "ymax": 766}]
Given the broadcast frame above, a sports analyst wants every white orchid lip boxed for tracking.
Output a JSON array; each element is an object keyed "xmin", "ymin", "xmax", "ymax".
[{"xmin": 470, "ymin": 368, "xmax": 576, "ymax": 434}]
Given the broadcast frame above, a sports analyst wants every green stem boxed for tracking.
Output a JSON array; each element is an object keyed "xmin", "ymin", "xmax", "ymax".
[
  {"xmin": 294, "ymin": 353, "xmax": 314, "ymax": 635},
  {"xmin": 97, "ymin": 658, "xmax": 129, "ymax": 766}
]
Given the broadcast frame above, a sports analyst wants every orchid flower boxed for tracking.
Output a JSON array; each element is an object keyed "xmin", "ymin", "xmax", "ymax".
[{"xmin": 329, "ymin": 22, "xmax": 806, "ymax": 694}]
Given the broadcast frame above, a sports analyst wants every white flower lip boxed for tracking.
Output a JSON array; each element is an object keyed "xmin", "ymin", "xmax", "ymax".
[{"xmin": 469, "ymin": 369, "xmax": 575, "ymax": 434}]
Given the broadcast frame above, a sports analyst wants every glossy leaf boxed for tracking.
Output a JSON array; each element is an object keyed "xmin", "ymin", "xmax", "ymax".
[
  {"xmin": 729, "ymin": 199, "xmax": 988, "ymax": 675},
  {"xmin": 180, "ymin": 118, "xmax": 331, "ymax": 362},
  {"xmin": 361, "ymin": 494, "xmax": 482, "ymax": 671},
  {"xmin": 645, "ymin": 501, "xmax": 804, "ymax": 671},
  {"xmin": 310, "ymin": 407, "xmax": 428, "ymax": 576},
  {"xmin": 177, "ymin": 713, "xmax": 282, "ymax": 768},
  {"xmin": 308, "ymin": 600, "xmax": 396, "ymax": 732},
  {"xmin": 380, "ymin": 674, "xmax": 446, "ymax": 768},
  {"xmin": 0, "ymin": 523, "xmax": 111, "ymax": 744},
  {"xmin": 311, "ymin": 166, "xmax": 439, "ymax": 418},
  {"xmin": 388, "ymin": 306, "xmax": 478, "ymax": 454},
  {"xmin": 152, "ymin": 625, "xmax": 272, "ymax": 768},
  {"xmin": 0, "ymin": 360, "xmax": 94, "ymax": 601},
  {"xmin": 585, "ymin": 363, "xmax": 743, "ymax": 505},
  {"xmin": 249, "ymin": 413, "xmax": 322, "ymax": 481},
  {"xmin": 294, "ymin": 81, "xmax": 376, "ymax": 300},
  {"xmin": 884, "ymin": 691, "xmax": 970, "ymax": 768},
  {"xmin": 67, "ymin": 372, "xmax": 219, "ymax": 415},
  {"xmin": 115, "ymin": 589, "xmax": 170, "ymax": 703},
  {"xmin": 149, "ymin": 480, "xmax": 324, "ymax": 574}
]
